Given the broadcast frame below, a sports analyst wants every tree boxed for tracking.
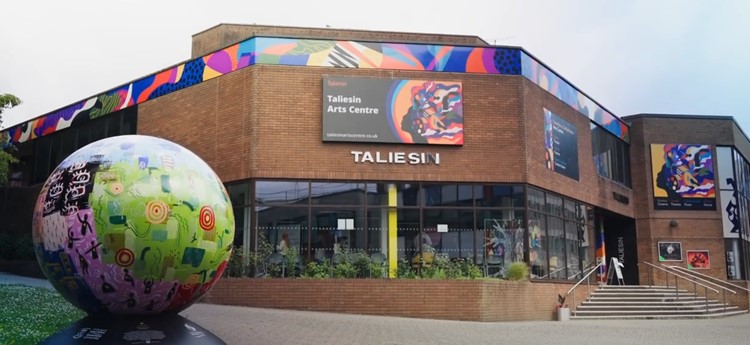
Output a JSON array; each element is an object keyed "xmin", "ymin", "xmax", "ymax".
[{"xmin": 0, "ymin": 93, "xmax": 21, "ymax": 185}]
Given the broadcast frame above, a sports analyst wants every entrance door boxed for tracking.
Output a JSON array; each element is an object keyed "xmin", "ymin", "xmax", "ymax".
[{"xmin": 601, "ymin": 211, "xmax": 639, "ymax": 285}]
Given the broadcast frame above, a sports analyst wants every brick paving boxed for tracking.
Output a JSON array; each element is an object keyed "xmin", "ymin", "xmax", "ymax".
[
  {"xmin": 183, "ymin": 303, "xmax": 750, "ymax": 345},
  {"xmin": 3, "ymin": 272, "xmax": 749, "ymax": 345}
]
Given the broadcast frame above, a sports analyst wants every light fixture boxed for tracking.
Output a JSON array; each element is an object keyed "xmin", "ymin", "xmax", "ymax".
[{"xmin": 669, "ymin": 219, "xmax": 679, "ymax": 228}]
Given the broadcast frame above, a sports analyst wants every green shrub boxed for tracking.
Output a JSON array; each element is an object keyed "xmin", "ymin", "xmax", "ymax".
[
  {"xmin": 226, "ymin": 245, "xmax": 249, "ymax": 277},
  {"xmin": 422, "ymin": 266, "xmax": 447, "ymax": 279},
  {"xmin": 333, "ymin": 262, "xmax": 357, "ymax": 278},
  {"xmin": 285, "ymin": 247, "xmax": 300, "ymax": 277},
  {"xmin": 302, "ymin": 261, "xmax": 331, "ymax": 278},
  {"xmin": 506, "ymin": 261, "xmax": 529, "ymax": 280},
  {"xmin": 396, "ymin": 258, "xmax": 418, "ymax": 279},
  {"xmin": 369, "ymin": 262, "xmax": 385, "ymax": 278},
  {"xmin": 348, "ymin": 249, "xmax": 371, "ymax": 278}
]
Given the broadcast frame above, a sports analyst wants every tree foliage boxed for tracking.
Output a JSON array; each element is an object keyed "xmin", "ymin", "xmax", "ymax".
[{"xmin": 0, "ymin": 93, "xmax": 21, "ymax": 185}]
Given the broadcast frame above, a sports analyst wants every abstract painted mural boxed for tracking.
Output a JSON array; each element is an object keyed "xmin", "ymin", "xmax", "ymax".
[
  {"xmin": 1, "ymin": 36, "xmax": 626, "ymax": 147},
  {"xmin": 650, "ymin": 144, "xmax": 716, "ymax": 210}
]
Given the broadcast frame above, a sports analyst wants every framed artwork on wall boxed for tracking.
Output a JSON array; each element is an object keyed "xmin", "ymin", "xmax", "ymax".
[
  {"xmin": 658, "ymin": 242, "xmax": 682, "ymax": 261},
  {"xmin": 687, "ymin": 250, "xmax": 710, "ymax": 269}
]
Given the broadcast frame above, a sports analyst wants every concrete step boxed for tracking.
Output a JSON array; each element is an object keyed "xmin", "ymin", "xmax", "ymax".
[
  {"xmin": 570, "ymin": 310, "xmax": 748, "ymax": 320},
  {"xmin": 574, "ymin": 306, "xmax": 740, "ymax": 316},
  {"xmin": 591, "ymin": 292, "xmax": 697, "ymax": 297},
  {"xmin": 598, "ymin": 286, "xmax": 685, "ymax": 291},
  {"xmin": 577, "ymin": 304, "xmax": 731, "ymax": 310},
  {"xmin": 588, "ymin": 296, "xmax": 700, "ymax": 303},
  {"xmin": 598, "ymin": 285, "xmax": 672, "ymax": 289},
  {"xmin": 581, "ymin": 300, "xmax": 722, "ymax": 306},
  {"xmin": 569, "ymin": 285, "xmax": 746, "ymax": 320}
]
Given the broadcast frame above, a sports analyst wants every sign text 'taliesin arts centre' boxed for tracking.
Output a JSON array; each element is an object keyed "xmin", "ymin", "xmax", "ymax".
[{"xmin": 322, "ymin": 76, "xmax": 463, "ymax": 145}]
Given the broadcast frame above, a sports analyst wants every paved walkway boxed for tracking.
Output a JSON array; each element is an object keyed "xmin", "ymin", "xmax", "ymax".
[{"xmin": 2, "ymin": 272, "xmax": 749, "ymax": 345}]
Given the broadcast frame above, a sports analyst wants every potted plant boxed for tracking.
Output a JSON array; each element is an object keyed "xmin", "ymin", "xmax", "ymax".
[{"xmin": 556, "ymin": 293, "xmax": 570, "ymax": 321}]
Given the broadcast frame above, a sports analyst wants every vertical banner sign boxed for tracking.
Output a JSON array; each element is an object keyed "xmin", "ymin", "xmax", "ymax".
[
  {"xmin": 595, "ymin": 221, "xmax": 607, "ymax": 284},
  {"xmin": 544, "ymin": 109, "xmax": 579, "ymax": 180},
  {"xmin": 323, "ymin": 76, "xmax": 463, "ymax": 145},
  {"xmin": 650, "ymin": 144, "xmax": 716, "ymax": 210}
]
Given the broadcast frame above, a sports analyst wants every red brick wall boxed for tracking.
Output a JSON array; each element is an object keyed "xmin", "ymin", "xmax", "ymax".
[
  {"xmin": 201, "ymin": 278, "xmax": 589, "ymax": 322},
  {"xmin": 522, "ymin": 79, "xmax": 634, "ymax": 217},
  {"xmin": 139, "ymin": 65, "xmax": 529, "ymax": 184},
  {"xmin": 138, "ymin": 63, "xmax": 636, "ymax": 219},
  {"xmin": 138, "ymin": 68, "xmax": 253, "ymax": 183},
  {"xmin": 627, "ymin": 116, "xmax": 737, "ymax": 284}
]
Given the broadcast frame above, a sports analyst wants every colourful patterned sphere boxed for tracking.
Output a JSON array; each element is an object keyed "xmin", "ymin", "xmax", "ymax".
[{"xmin": 32, "ymin": 135, "xmax": 234, "ymax": 315}]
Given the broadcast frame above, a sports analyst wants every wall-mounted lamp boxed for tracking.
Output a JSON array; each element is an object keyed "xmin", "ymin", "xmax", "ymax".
[{"xmin": 669, "ymin": 219, "xmax": 679, "ymax": 228}]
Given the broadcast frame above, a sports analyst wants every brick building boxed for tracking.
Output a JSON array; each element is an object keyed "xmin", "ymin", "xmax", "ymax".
[{"xmin": 1, "ymin": 25, "xmax": 748, "ymax": 317}]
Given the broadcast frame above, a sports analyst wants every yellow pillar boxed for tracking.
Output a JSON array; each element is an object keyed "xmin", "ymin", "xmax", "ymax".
[{"xmin": 388, "ymin": 184, "xmax": 398, "ymax": 278}]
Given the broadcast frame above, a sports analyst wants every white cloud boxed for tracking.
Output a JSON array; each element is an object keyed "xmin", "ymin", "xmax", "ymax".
[{"xmin": 1, "ymin": 0, "xmax": 748, "ymax": 133}]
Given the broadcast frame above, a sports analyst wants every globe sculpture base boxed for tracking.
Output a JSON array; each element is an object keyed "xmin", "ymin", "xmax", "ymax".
[{"xmin": 39, "ymin": 313, "xmax": 226, "ymax": 345}]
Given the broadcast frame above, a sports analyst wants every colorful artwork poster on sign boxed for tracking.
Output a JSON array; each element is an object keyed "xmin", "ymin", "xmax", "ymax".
[
  {"xmin": 650, "ymin": 144, "xmax": 716, "ymax": 210},
  {"xmin": 544, "ymin": 109, "xmax": 579, "ymax": 180},
  {"xmin": 687, "ymin": 250, "xmax": 710, "ymax": 269},
  {"xmin": 658, "ymin": 242, "xmax": 683, "ymax": 262},
  {"xmin": 322, "ymin": 76, "xmax": 463, "ymax": 145}
]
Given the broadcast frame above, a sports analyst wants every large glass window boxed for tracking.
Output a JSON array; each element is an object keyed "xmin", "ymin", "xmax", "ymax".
[
  {"xmin": 474, "ymin": 185, "xmax": 524, "ymax": 208},
  {"xmin": 311, "ymin": 207, "xmax": 366, "ymax": 257},
  {"xmin": 248, "ymin": 181, "xmax": 534, "ymax": 278},
  {"xmin": 256, "ymin": 181, "xmax": 309, "ymax": 205},
  {"xmin": 227, "ymin": 182, "xmax": 251, "ymax": 249},
  {"xmin": 527, "ymin": 187, "xmax": 590, "ymax": 280},
  {"xmin": 422, "ymin": 209, "xmax": 474, "ymax": 259},
  {"xmin": 422, "ymin": 184, "xmax": 473, "ymax": 207},
  {"xmin": 255, "ymin": 205, "xmax": 308, "ymax": 262},
  {"xmin": 396, "ymin": 209, "xmax": 420, "ymax": 261},
  {"xmin": 529, "ymin": 211, "xmax": 547, "ymax": 278},
  {"xmin": 478, "ymin": 209, "xmax": 525, "ymax": 275},
  {"xmin": 28, "ymin": 107, "xmax": 137, "ymax": 185},
  {"xmin": 718, "ymin": 147, "xmax": 750, "ymax": 280},
  {"xmin": 368, "ymin": 182, "xmax": 421, "ymax": 207},
  {"xmin": 311, "ymin": 182, "xmax": 365, "ymax": 205},
  {"xmin": 591, "ymin": 123, "xmax": 631, "ymax": 186},
  {"xmin": 547, "ymin": 216, "xmax": 565, "ymax": 279}
]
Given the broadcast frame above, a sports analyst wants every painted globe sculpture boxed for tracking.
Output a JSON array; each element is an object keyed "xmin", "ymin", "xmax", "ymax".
[{"xmin": 32, "ymin": 135, "xmax": 234, "ymax": 315}]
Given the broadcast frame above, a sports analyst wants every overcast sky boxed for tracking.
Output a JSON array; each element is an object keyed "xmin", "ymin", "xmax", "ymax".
[{"xmin": 1, "ymin": 0, "xmax": 748, "ymax": 133}]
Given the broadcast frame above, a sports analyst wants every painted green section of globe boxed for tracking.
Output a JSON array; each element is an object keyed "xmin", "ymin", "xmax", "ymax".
[{"xmin": 32, "ymin": 135, "xmax": 234, "ymax": 315}]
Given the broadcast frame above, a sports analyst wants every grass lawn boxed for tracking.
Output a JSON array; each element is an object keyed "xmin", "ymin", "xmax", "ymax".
[{"xmin": 0, "ymin": 284, "xmax": 85, "ymax": 345}]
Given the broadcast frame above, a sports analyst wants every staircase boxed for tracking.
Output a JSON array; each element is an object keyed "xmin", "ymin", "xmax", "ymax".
[{"xmin": 571, "ymin": 285, "xmax": 748, "ymax": 320}]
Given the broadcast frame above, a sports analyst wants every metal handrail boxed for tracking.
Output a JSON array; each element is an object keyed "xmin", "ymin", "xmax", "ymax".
[
  {"xmin": 564, "ymin": 261, "xmax": 605, "ymax": 316},
  {"xmin": 641, "ymin": 261, "xmax": 731, "ymax": 313},
  {"xmin": 641, "ymin": 261, "xmax": 719, "ymax": 293},
  {"xmin": 666, "ymin": 265, "xmax": 747, "ymax": 293},
  {"xmin": 540, "ymin": 264, "xmax": 579, "ymax": 279},
  {"xmin": 567, "ymin": 261, "xmax": 604, "ymax": 296}
]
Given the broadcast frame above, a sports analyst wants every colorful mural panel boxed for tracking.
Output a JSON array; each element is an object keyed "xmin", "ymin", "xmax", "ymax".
[
  {"xmin": 686, "ymin": 250, "xmax": 710, "ymax": 269},
  {"xmin": 650, "ymin": 144, "xmax": 716, "ymax": 210},
  {"xmin": 32, "ymin": 135, "xmax": 234, "ymax": 315},
  {"xmin": 521, "ymin": 52, "xmax": 629, "ymax": 143},
  {"xmin": 323, "ymin": 76, "xmax": 463, "ymax": 145},
  {"xmin": 2, "ymin": 35, "xmax": 625, "ymax": 147}
]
